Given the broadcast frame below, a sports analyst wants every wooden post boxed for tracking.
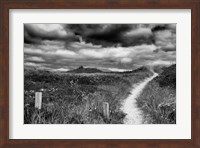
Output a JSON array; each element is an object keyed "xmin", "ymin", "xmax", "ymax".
[
  {"xmin": 35, "ymin": 92, "xmax": 42, "ymax": 109},
  {"xmin": 103, "ymin": 102, "xmax": 109, "ymax": 119}
]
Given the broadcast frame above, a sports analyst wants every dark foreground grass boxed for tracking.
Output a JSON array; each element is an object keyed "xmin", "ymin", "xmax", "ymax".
[
  {"xmin": 24, "ymin": 69, "xmax": 152, "ymax": 124},
  {"xmin": 136, "ymin": 65, "xmax": 176, "ymax": 124},
  {"xmin": 136, "ymin": 81, "xmax": 176, "ymax": 124}
]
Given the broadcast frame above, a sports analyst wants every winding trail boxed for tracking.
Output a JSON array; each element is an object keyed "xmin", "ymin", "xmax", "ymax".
[{"xmin": 121, "ymin": 73, "xmax": 158, "ymax": 124}]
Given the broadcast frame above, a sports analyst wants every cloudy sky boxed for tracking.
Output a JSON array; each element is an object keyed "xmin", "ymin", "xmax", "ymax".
[{"xmin": 24, "ymin": 24, "xmax": 176, "ymax": 72}]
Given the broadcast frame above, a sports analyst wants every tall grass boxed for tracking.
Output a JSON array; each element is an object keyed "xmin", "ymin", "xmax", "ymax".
[
  {"xmin": 24, "ymin": 84, "xmax": 127, "ymax": 124},
  {"xmin": 136, "ymin": 79, "xmax": 176, "ymax": 124},
  {"xmin": 24, "ymin": 70, "xmax": 152, "ymax": 124}
]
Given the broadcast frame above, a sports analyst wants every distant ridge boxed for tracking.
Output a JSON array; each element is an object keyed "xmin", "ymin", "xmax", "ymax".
[
  {"xmin": 131, "ymin": 66, "xmax": 150, "ymax": 73},
  {"xmin": 67, "ymin": 66, "xmax": 103, "ymax": 73},
  {"xmin": 154, "ymin": 64, "xmax": 176, "ymax": 88},
  {"xmin": 115, "ymin": 66, "xmax": 150, "ymax": 74},
  {"xmin": 67, "ymin": 66, "xmax": 152, "ymax": 74}
]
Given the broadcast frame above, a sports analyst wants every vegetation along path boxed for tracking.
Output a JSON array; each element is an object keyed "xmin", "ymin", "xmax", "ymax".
[{"xmin": 121, "ymin": 72, "xmax": 158, "ymax": 124}]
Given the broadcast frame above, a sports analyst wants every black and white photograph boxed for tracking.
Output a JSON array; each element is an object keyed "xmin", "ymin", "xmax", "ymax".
[{"xmin": 24, "ymin": 24, "xmax": 176, "ymax": 124}]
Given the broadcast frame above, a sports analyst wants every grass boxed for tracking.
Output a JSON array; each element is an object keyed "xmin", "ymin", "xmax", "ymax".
[
  {"xmin": 24, "ymin": 68, "xmax": 152, "ymax": 124},
  {"xmin": 136, "ymin": 65, "xmax": 176, "ymax": 124}
]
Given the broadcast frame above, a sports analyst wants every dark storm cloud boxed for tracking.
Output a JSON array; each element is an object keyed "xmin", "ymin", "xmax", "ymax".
[
  {"xmin": 66, "ymin": 24, "xmax": 129, "ymax": 47},
  {"xmin": 24, "ymin": 24, "xmax": 79, "ymax": 44},
  {"xmin": 85, "ymin": 25, "xmax": 132, "ymax": 46},
  {"xmin": 66, "ymin": 24, "xmax": 154, "ymax": 47},
  {"xmin": 151, "ymin": 24, "xmax": 176, "ymax": 33},
  {"xmin": 151, "ymin": 25, "xmax": 168, "ymax": 32},
  {"xmin": 67, "ymin": 24, "xmax": 104, "ymax": 36},
  {"xmin": 24, "ymin": 24, "xmax": 176, "ymax": 71},
  {"xmin": 24, "ymin": 24, "xmax": 175, "ymax": 49}
]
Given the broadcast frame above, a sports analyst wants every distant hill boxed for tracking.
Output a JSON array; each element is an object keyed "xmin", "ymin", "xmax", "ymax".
[
  {"xmin": 67, "ymin": 66, "xmax": 103, "ymax": 73},
  {"xmin": 152, "ymin": 65, "xmax": 166, "ymax": 74},
  {"xmin": 116, "ymin": 66, "xmax": 151, "ymax": 74},
  {"xmin": 154, "ymin": 64, "xmax": 176, "ymax": 88},
  {"xmin": 131, "ymin": 66, "xmax": 150, "ymax": 73}
]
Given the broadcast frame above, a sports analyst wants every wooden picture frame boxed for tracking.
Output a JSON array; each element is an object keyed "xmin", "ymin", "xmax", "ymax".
[{"xmin": 0, "ymin": 0, "xmax": 199, "ymax": 147}]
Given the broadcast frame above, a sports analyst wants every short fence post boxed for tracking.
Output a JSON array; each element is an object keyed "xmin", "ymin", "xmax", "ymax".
[
  {"xmin": 35, "ymin": 92, "xmax": 42, "ymax": 109},
  {"xmin": 103, "ymin": 102, "xmax": 109, "ymax": 119}
]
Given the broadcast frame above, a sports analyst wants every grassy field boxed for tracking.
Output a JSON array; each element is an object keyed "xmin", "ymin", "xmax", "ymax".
[
  {"xmin": 136, "ymin": 64, "xmax": 176, "ymax": 124},
  {"xmin": 24, "ymin": 67, "xmax": 152, "ymax": 124}
]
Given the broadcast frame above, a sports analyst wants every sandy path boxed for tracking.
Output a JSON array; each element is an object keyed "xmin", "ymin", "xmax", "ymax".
[{"xmin": 121, "ymin": 73, "xmax": 158, "ymax": 124}]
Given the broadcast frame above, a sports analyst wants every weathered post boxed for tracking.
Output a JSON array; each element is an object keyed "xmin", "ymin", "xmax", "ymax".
[
  {"xmin": 35, "ymin": 92, "xmax": 42, "ymax": 109},
  {"xmin": 103, "ymin": 102, "xmax": 109, "ymax": 119}
]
